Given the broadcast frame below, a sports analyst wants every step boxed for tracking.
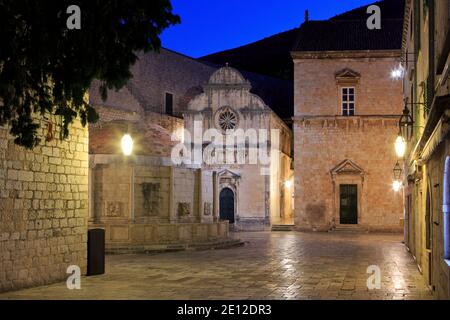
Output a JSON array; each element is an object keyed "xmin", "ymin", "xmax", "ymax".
[
  {"xmin": 105, "ymin": 238, "xmax": 245, "ymax": 254},
  {"xmin": 328, "ymin": 225, "xmax": 368, "ymax": 233},
  {"xmin": 271, "ymin": 224, "xmax": 295, "ymax": 231}
]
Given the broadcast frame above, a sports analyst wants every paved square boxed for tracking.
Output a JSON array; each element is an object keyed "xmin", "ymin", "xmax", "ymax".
[{"xmin": 0, "ymin": 232, "xmax": 433, "ymax": 300}]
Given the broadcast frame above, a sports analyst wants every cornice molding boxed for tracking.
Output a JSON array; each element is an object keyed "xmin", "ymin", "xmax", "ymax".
[{"xmin": 291, "ymin": 50, "xmax": 401, "ymax": 60}]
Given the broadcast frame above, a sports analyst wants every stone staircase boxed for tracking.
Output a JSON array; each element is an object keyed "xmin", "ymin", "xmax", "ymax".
[
  {"xmin": 106, "ymin": 238, "xmax": 245, "ymax": 254},
  {"xmin": 328, "ymin": 225, "xmax": 368, "ymax": 233},
  {"xmin": 271, "ymin": 224, "xmax": 295, "ymax": 232}
]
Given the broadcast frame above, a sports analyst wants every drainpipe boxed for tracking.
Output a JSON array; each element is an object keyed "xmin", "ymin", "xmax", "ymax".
[{"xmin": 443, "ymin": 157, "xmax": 450, "ymax": 260}]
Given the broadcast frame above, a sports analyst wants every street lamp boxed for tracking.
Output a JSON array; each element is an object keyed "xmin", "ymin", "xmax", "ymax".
[
  {"xmin": 121, "ymin": 133, "xmax": 133, "ymax": 156},
  {"xmin": 394, "ymin": 135, "xmax": 406, "ymax": 158},
  {"xmin": 284, "ymin": 180, "xmax": 292, "ymax": 189},
  {"xmin": 392, "ymin": 161, "xmax": 403, "ymax": 192},
  {"xmin": 392, "ymin": 180, "xmax": 402, "ymax": 192},
  {"xmin": 390, "ymin": 64, "xmax": 404, "ymax": 80},
  {"xmin": 399, "ymin": 105, "xmax": 414, "ymax": 141},
  {"xmin": 393, "ymin": 161, "xmax": 403, "ymax": 180}
]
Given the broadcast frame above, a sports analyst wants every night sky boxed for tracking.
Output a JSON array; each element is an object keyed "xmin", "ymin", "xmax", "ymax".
[{"xmin": 161, "ymin": 0, "xmax": 376, "ymax": 58}]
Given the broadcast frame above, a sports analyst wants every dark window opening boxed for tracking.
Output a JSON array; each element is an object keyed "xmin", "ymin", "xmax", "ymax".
[{"xmin": 165, "ymin": 92, "xmax": 173, "ymax": 115}]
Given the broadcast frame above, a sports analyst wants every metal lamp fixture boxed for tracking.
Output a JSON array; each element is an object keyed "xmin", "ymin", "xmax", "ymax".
[
  {"xmin": 399, "ymin": 105, "xmax": 414, "ymax": 141},
  {"xmin": 393, "ymin": 161, "xmax": 403, "ymax": 180}
]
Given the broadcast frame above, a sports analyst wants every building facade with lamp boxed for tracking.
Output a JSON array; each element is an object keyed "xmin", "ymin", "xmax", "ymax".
[
  {"xmin": 400, "ymin": 0, "xmax": 450, "ymax": 299},
  {"xmin": 87, "ymin": 49, "xmax": 294, "ymax": 252}
]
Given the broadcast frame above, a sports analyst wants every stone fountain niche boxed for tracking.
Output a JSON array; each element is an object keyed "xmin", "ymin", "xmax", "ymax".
[{"xmin": 141, "ymin": 182, "xmax": 160, "ymax": 216}]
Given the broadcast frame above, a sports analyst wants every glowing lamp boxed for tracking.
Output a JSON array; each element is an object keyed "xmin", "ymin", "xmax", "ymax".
[
  {"xmin": 284, "ymin": 180, "xmax": 292, "ymax": 189},
  {"xmin": 394, "ymin": 135, "xmax": 406, "ymax": 158},
  {"xmin": 392, "ymin": 180, "xmax": 402, "ymax": 192},
  {"xmin": 390, "ymin": 64, "xmax": 404, "ymax": 80},
  {"xmin": 121, "ymin": 134, "xmax": 133, "ymax": 156}
]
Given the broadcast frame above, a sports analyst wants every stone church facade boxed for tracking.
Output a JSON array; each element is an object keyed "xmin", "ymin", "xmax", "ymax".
[
  {"xmin": 184, "ymin": 67, "xmax": 293, "ymax": 230},
  {"xmin": 88, "ymin": 50, "xmax": 293, "ymax": 251}
]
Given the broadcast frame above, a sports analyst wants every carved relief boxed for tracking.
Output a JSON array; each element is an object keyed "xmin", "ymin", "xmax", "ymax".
[
  {"xmin": 142, "ymin": 183, "xmax": 160, "ymax": 216},
  {"xmin": 204, "ymin": 202, "xmax": 212, "ymax": 216},
  {"xmin": 105, "ymin": 201, "xmax": 123, "ymax": 217},
  {"xmin": 177, "ymin": 202, "xmax": 191, "ymax": 216}
]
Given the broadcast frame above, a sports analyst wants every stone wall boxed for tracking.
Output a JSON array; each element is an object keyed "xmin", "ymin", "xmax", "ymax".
[
  {"xmin": 0, "ymin": 118, "xmax": 88, "ymax": 292},
  {"xmin": 89, "ymin": 48, "xmax": 293, "ymax": 121},
  {"xmin": 90, "ymin": 156, "xmax": 226, "ymax": 249},
  {"xmin": 402, "ymin": 0, "xmax": 450, "ymax": 299},
  {"xmin": 294, "ymin": 117, "xmax": 403, "ymax": 231},
  {"xmin": 90, "ymin": 49, "xmax": 217, "ymax": 116},
  {"xmin": 90, "ymin": 106, "xmax": 184, "ymax": 158},
  {"xmin": 293, "ymin": 56, "xmax": 403, "ymax": 117},
  {"xmin": 413, "ymin": 140, "xmax": 450, "ymax": 299}
]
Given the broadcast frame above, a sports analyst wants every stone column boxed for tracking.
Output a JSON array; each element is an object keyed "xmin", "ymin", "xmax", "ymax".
[
  {"xmin": 130, "ymin": 164, "xmax": 135, "ymax": 222},
  {"xmin": 213, "ymin": 171, "xmax": 219, "ymax": 222},
  {"xmin": 88, "ymin": 166, "xmax": 94, "ymax": 222},
  {"xmin": 169, "ymin": 166, "xmax": 176, "ymax": 223},
  {"xmin": 197, "ymin": 168, "xmax": 203, "ymax": 223}
]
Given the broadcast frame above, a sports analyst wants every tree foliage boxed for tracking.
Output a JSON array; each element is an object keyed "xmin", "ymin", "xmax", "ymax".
[{"xmin": 0, "ymin": 0, "xmax": 180, "ymax": 148}]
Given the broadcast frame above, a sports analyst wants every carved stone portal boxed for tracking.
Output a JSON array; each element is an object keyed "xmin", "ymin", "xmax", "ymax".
[
  {"xmin": 142, "ymin": 183, "xmax": 160, "ymax": 216},
  {"xmin": 177, "ymin": 202, "xmax": 191, "ymax": 217}
]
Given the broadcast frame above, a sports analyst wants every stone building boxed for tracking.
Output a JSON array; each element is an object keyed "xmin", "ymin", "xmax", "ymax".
[
  {"xmin": 401, "ymin": 0, "xmax": 450, "ymax": 299},
  {"xmin": 184, "ymin": 66, "xmax": 293, "ymax": 230},
  {"xmin": 88, "ymin": 109, "xmax": 232, "ymax": 252},
  {"xmin": 292, "ymin": 3, "xmax": 405, "ymax": 232},
  {"xmin": 0, "ymin": 118, "xmax": 88, "ymax": 292},
  {"xmin": 88, "ymin": 49, "xmax": 294, "ymax": 251}
]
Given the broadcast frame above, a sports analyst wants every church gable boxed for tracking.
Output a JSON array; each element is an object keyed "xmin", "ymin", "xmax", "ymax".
[{"xmin": 187, "ymin": 66, "xmax": 268, "ymax": 113}]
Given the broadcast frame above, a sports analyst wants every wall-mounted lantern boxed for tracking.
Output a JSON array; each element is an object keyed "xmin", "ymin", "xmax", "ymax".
[
  {"xmin": 395, "ymin": 135, "xmax": 406, "ymax": 158},
  {"xmin": 399, "ymin": 105, "xmax": 414, "ymax": 141},
  {"xmin": 390, "ymin": 64, "xmax": 404, "ymax": 80},
  {"xmin": 121, "ymin": 133, "xmax": 133, "ymax": 156},
  {"xmin": 284, "ymin": 180, "xmax": 292, "ymax": 189},
  {"xmin": 393, "ymin": 161, "xmax": 403, "ymax": 180},
  {"xmin": 392, "ymin": 180, "xmax": 402, "ymax": 192}
]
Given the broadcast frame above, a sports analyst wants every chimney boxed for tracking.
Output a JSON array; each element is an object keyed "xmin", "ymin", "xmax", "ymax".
[{"xmin": 304, "ymin": 9, "xmax": 309, "ymax": 22}]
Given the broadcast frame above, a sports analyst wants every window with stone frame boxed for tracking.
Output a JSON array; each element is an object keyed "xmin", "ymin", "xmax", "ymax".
[{"xmin": 341, "ymin": 87, "xmax": 355, "ymax": 116}]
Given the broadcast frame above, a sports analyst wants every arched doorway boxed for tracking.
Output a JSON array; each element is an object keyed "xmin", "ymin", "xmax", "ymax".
[{"xmin": 220, "ymin": 188, "xmax": 235, "ymax": 223}]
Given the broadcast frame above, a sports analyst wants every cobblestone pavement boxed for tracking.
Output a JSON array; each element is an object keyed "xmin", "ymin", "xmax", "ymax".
[{"xmin": 0, "ymin": 232, "xmax": 433, "ymax": 300}]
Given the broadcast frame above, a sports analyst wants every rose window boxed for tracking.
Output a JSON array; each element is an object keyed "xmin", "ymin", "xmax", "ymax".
[{"xmin": 217, "ymin": 108, "xmax": 238, "ymax": 131}]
